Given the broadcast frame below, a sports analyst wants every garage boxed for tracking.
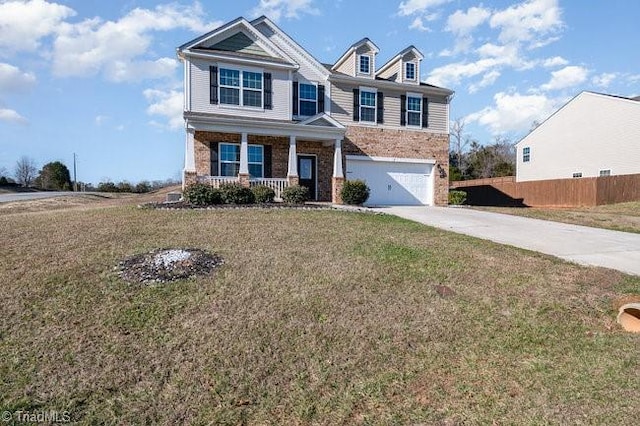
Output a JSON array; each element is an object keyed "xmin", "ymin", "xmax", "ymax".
[{"xmin": 345, "ymin": 156, "xmax": 435, "ymax": 205}]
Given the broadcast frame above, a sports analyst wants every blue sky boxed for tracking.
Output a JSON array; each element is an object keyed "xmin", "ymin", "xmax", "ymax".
[{"xmin": 0, "ymin": 0, "xmax": 638, "ymax": 184}]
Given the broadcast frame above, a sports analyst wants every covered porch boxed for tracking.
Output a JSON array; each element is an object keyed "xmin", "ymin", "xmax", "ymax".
[{"xmin": 183, "ymin": 113, "xmax": 348, "ymax": 203}]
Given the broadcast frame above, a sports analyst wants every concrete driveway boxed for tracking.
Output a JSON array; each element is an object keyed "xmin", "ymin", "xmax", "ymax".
[{"xmin": 373, "ymin": 206, "xmax": 640, "ymax": 276}]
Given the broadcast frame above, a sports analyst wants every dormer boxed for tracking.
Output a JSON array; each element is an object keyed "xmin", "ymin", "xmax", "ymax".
[
  {"xmin": 332, "ymin": 38, "xmax": 380, "ymax": 79},
  {"xmin": 376, "ymin": 46, "xmax": 424, "ymax": 85}
]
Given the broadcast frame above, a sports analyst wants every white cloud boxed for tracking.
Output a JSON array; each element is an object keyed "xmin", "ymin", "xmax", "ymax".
[
  {"xmin": 540, "ymin": 65, "xmax": 588, "ymax": 91},
  {"xmin": 592, "ymin": 72, "xmax": 617, "ymax": 89},
  {"xmin": 467, "ymin": 91, "xmax": 560, "ymax": 134},
  {"xmin": 251, "ymin": 0, "xmax": 320, "ymax": 22},
  {"xmin": 143, "ymin": 88, "xmax": 183, "ymax": 130},
  {"xmin": 0, "ymin": 0, "xmax": 75, "ymax": 53},
  {"xmin": 409, "ymin": 17, "xmax": 430, "ymax": 32},
  {"xmin": 445, "ymin": 6, "xmax": 491, "ymax": 35},
  {"xmin": 0, "ymin": 108, "xmax": 28, "ymax": 125},
  {"xmin": 52, "ymin": 2, "xmax": 219, "ymax": 82},
  {"xmin": 398, "ymin": 0, "xmax": 451, "ymax": 16},
  {"xmin": 469, "ymin": 70, "xmax": 501, "ymax": 93},
  {"xmin": 0, "ymin": 63, "xmax": 36, "ymax": 93},
  {"xmin": 542, "ymin": 56, "xmax": 569, "ymax": 68},
  {"xmin": 95, "ymin": 115, "xmax": 109, "ymax": 126},
  {"xmin": 489, "ymin": 0, "xmax": 563, "ymax": 47}
]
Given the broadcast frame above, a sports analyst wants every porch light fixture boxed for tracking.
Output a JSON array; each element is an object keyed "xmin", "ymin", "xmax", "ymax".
[{"xmin": 436, "ymin": 163, "xmax": 447, "ymax": 178}]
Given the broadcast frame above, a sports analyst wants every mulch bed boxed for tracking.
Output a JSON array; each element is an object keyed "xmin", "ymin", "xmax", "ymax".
[{"xmin": 117, "ymin": 248, "xmax": 224, "ymax": 284}]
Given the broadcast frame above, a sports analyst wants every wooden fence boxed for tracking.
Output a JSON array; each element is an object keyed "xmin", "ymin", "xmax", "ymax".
[{"xmin": 450, "ymin": 173, "xmax": 640, "ymax": 207}]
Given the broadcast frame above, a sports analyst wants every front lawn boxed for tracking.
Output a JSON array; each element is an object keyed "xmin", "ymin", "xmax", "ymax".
[{"xmin": 0, "ymin": 204, "xmax": 638, "ymax": 424}]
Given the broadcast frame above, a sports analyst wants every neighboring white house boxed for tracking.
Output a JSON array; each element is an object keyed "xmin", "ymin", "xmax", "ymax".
[{"xmin": 515, "ymin": 91, "xmax": 640, "ymax": 182}]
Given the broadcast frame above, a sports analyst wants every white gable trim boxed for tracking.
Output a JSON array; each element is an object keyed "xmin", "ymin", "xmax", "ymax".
[
  {"xmin": 251, "ymin": 16, "xmax": 330, "ymax": 79},
  {"xmin": 298, "ymin": 113, "xmax": 346, "ymax": 129},
  {"xmin": 332, "ymin": 38, "xmax": 380, "ymax": 71},
  {"xmin": 376, "ymin": 46, "xmax": 424, "ymax": 77},
  {"xmin": 180, "ymin": 18, "xmax": 297, "ymax": 66}
]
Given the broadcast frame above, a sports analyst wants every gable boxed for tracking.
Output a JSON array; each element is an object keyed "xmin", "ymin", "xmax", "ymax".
[
  {"xmin": 307, "ymin": 117, "xmax": 334, "ymax": 127},
  {"xmin": 207, "ymin": 32, "xmax": 270, "ymax": 57}
]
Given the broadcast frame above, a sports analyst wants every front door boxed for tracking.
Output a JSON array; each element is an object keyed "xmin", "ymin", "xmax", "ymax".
[{"xmin": 297, "ymin": 155, "xmax": 317, "ymax": 200}]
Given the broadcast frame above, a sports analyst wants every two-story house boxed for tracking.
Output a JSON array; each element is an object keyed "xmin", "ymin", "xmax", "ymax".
[{"xmin": 178, "ymin": 16, "xmax": 453, "ymax": 205}]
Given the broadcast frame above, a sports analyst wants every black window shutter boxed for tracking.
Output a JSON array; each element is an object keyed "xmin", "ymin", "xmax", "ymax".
[
  {"xmin": 263, "ymin": 145, "xmax": 272, "ymax": 178},
  {"xmin": 292, "ymin": 82, "xmax": 299, "ymax": 116},
  {"xmin": 210, "ymin": 142, "xmax": 219, "ymax": 176},
  {"xmin": 210, "ymin": 66, "xmax": 218, "ymax": 104},
  {"xmin": 264, "ymin": 73, "xmax": 272, "ymax": 110},
  {"xmin": 353, "ymin": 88, "xmax": 360, "ymax": 121},
  {"xmin": 400, "ymin": 95, "xmax": 407, "ymax": 126},
  {"xmin": 422, "ymin": 97, "xmax": 429, "ymax": 128},
  {"xmin": 317, "ymin": 85, "xmax": 325, "ymax": 114},
  {"xmin": 376, "ymin": 92, "xmax": 384, "ymax": 124}
]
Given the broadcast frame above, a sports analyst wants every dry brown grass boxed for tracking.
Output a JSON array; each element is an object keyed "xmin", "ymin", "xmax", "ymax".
[
  {"xmin": 476, "ymin": 201, "xmax": 640, "ymax": 234},
  {"xmin": 1, "ymin": 198, "xmax": 639, "ymax": 424}
]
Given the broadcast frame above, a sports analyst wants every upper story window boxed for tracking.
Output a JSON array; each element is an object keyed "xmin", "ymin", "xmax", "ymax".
[
  {"xmin": 219, "ymin": 68, "xmax": 262, "ymax": 108},
  {"xmin": 360, "ymin": 89, "xmax": 376, "ymax": 123},
  {"xmin": 299, "ymin": 83, "xmax": 317, "ymax": 116},
  {"xmin": 219, "ymin": 143, "xmax": 264, "ymax": 178},
  {"xmin": 522, "ymin": 147, "xmax": 531, "ymax": 162},
  {"xmin": 572, "ymin": 172, "xmax": 582, "ymax": 178},
  {"xmin": 359, "ymin": 55, "xmax": 371, "ymax": 74},
  {"xmin": 407, "ymin": 95, "xmax": 422, "ymax": 127},
  {"xmin": 599, "ymin": 169, "xmax": 611, "ymax": 177},
  {"xmin": 405, "ymin": 62, "xmax": 416, "ymax": 80}
]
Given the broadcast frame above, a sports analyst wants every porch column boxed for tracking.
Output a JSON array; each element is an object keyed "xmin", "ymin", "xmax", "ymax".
[
  {"xmin": 238, "ymin": 132, "xmax": 250, "ymax": 187},
  {"xmin": 332, "ymin": 138, "xmax": 345, "ymax": 204},
  {"xmin": 287, "ymin": 135, "xmax": 298, "ymax": 186},
  {"xmin": 183, "ymin": 128, "xmax": 197, "ymax": 189}
]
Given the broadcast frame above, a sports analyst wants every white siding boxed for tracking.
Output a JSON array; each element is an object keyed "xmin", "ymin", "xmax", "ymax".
[
  {"xmin": 189, "ymin": 58, "xmax": 290, "ymax": 120},
  {"xmin": 335, "ymin": 52, "xmax": 355, "ymax": 76},
  {"xmin": 253, "ymin": 21, "xmax": 327, "ymax": 83},
  {"xmin": 329, "ymin": 81, "xmax": 449, "ymax": 134},
  {"xmin": 377, "ymin": 60, "xmax": 401, "ymax": 81},
  {"xmin": 516, "ymin": 92, "xmax": 640, "ymax": 182}
]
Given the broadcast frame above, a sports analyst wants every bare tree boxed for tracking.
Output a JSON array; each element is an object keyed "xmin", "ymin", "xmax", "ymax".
[
  {"xmin": 450, "ymin": 118, "xmax": 470, "ymax": 173},
  {"xmin": 14, "ymin": 156, "xmax": 37, "ymax": 187}
]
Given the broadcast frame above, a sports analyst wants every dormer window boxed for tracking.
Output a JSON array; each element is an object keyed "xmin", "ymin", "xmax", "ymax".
[
  {"xmin": 359, "ymin": 55, "xmax": 371, "ymax": 74},
  {"xmin": 405, "ymin": 62, "xmax": 416, "ymax": 81}
]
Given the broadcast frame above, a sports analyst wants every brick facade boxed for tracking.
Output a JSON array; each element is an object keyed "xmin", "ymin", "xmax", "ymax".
[
  {"xmin": 191, "ymin": 126, "xmax": 449, "ymax": 205},
  {"xmin": 342, "ymin": 126, "xmax": 450, "ymax": 205}
]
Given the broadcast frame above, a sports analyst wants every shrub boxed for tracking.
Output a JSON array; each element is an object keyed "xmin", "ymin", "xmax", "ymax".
[
  {"xmin": 251, "ymin": 185, "xmax": 276, "ymax": 203},
  {"xmin": 0, "ymin": 176, "xmax": 8, "ymax": 185},
  {"xmin": 449, "ymin": 190, "xmax": 467, "ymax": 205},
  {"xmin": 219, "ymin": 183, "xmax": 255, "ymax": 204},
  {"xmin": 340, "ymin": 180, "xmax": 370, "ymax": 205},
  {"xmin": 183, "ymin": 183, "xmax": 222, "ymax": 206},
  {"xmin": 282, "ymin": 185, "xmax": 309, "ymax": 204}
]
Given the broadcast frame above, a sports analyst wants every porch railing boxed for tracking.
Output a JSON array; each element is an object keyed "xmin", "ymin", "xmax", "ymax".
[
  {"xmin": 250, "ymin": 178, "xmax": 289, "ymax": 201},
  {"xmin": 197, "ymin": 176, "xmax": 290, "ymax": 201}
]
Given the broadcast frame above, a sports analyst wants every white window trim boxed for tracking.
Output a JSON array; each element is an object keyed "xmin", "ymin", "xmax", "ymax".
[
  {"xmin": 406, "ymin": 92, "xmax": 422, "ymax": 129},
  {"xmin": 218, "ymin": 63, "xmax": 264, "ymax": 110},
  {"xmin": 297, "ymin": 81, "xmax": 318, "ymax": 118},
  {"xmin": 405, "ymin": 61, "xmax": 417, "ymax": 81},
  {"xmin": 522, "ymin": 147, "xmax": 531, "ymax": 163},
  {"xmin": 218, "ymin": 142, "xmax": 264, "ymax": 178},
  {"xmin": 359, "ymin": 86, "xmax": 377, "ymax": 124},
  {"xmin": 357, "ymin": 54, "xmax": 371, "ymax": 75}
]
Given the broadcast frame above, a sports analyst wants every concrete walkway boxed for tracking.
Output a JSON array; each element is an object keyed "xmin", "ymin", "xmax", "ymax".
[
  {"xmin": 373, "ymin": 206, "xmax": 640, "ymax": 276},
  {"xmin": 0, "ymin": 191, "xmax": 88, "ymax": 203}
]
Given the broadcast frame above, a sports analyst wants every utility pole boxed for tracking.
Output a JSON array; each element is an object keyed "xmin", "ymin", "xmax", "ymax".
[{"xmin": 73, "ymin": 153, "xmax": 77, "ymax": 192}]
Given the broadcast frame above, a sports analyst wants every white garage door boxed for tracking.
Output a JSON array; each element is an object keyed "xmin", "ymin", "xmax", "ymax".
[{"xmin": 346, "ymin": 156, "xmax": 434, "ymax": 205}]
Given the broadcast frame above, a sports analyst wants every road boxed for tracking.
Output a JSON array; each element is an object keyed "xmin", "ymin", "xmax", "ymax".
[
  {"xmin": 375, "ymin": 206, "xmax": 640, "ymax": 276},
  {"xmin": 0, "ymin": 191, "xmax": 88, "ymax": 203}
]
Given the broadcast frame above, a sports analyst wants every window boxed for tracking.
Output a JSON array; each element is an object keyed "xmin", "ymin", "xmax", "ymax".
[
  {"xmin": 407, "ymin": 96, "xmax": 422, "ymax": 127},
  {"xmin": 522, "ymin": 147, "xmax": 530, "ymax": 162},
  {"xmin": 299, "ymin": 83, "xmax": 317, "ymax": 116},
  {"xmin": 360, "ymin": 89, "xmax": 376, "ymax": 123},
  {"xmin": 405, "ymin": 62, "xmax": 416, "ymax": 80},
  {"xmin": 359, "ymin": 55, "xmax": 371, "ymax": 74},
  {"xmin": 219, "ymin": 68, "xmax": 262, "ymax": 108},
  {"xmin": 572, "ymin": 172, "xmax": 583, "ymax": 178},
  {"xmin": 599, "ymin": 169, "xmax": 611, "ymax": 177},
  {"xmin": 219, "ymin": 143, "xmax": 264, "ymax": 178}
]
